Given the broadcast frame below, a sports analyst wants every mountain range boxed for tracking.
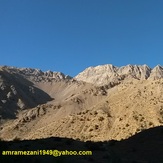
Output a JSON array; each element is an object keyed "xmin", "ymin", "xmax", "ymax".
[
  {"xmin": 0, "ymin": 64, "xmax": 162, "ymax": 140},
  {"xmin": 0, "ymin": 64, "xmax": 163, "ymax": 162}
]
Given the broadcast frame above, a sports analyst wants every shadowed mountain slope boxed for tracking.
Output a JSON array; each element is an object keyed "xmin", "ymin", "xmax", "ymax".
[{"xmin": 0, "ymin": 68, "xmax": 53, "ymax": 119}]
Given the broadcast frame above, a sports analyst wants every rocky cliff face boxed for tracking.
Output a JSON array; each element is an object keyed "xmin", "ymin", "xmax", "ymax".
[{"xmin": 75, "ymin": 64, "xmax": 163, "ymax": 86}]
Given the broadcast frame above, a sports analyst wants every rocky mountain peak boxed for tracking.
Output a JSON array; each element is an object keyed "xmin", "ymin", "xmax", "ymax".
[
  {"xmin": 75, "ymin": 64, "xmax": 162, "ymax": 86},
  {"xmin": 149, "ymin": 65, "xmax": 163, "ymax": 79}
]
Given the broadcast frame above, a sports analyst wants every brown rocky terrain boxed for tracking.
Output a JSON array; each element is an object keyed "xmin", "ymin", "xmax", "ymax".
[{"xmin": 0, "ymin": 64, "xmax": 163, "ymax": 162}]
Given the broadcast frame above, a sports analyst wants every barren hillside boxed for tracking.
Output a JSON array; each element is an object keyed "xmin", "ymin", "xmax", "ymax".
[{"xmin": 0, "ymin": 64, "xmax": 163, "ymax": 143}]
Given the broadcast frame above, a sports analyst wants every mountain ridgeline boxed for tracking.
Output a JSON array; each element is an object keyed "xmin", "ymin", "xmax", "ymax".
[{"xmin": 75, "ymin": 64, "xmax": 163, "ymax": 86}]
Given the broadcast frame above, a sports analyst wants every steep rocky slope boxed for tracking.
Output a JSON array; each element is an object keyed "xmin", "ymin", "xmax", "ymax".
[{"xmin": 2, "ymin": 78, "xmax": 162, "ymax": 142}]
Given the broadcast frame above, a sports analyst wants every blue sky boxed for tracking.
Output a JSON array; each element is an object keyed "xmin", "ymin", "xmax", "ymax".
[{"xmin": 0, "ymin": 0, "xmax": 163, "ymax": 76}]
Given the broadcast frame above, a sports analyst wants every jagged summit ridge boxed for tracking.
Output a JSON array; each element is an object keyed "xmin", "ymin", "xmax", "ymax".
[
  {"xmin": 75, "ymin": 64, "xmax": 163, "ymax": 86},
  {"xmin": 0, "ymin": 64, "xmax": 162, "ymax": 86},
  {"xmin": 0, "ymin": 66, "xmax": 72, "ymax": 82}
]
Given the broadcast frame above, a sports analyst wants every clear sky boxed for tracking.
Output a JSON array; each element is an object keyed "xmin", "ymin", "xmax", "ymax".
[{"xmin": 0, "ymin": 0, "xmax": 163, "ymax": 76}]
